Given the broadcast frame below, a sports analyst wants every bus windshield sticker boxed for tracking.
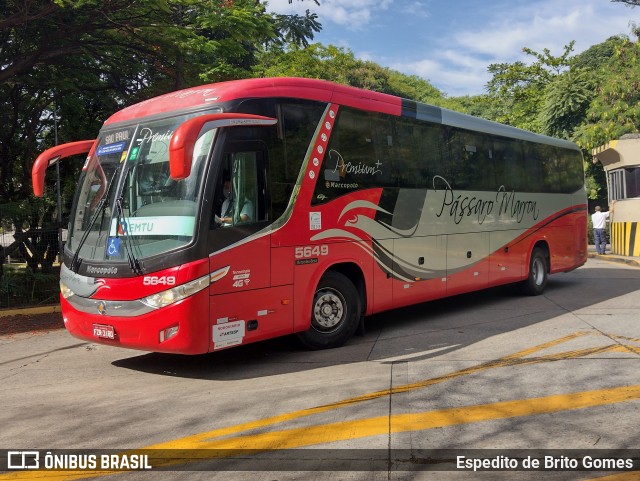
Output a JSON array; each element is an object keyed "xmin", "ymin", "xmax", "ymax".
[
  {"xmin": 129, "ymin": 146, "xmax": 140, "ymax": 161},
  {"xmin": 104, "ymin": 130, "xmax": 130, "ymax": 144},
  {"xmin": 106, "ymin": 237, "xmax": 121, "ymax": 257},
  {"xmin": 138, "ymin": 127, "xmax": 174, "ymax": 145},
  {"xmin": 109, "ymin": 216, "xmax": 195, "ymax": 237},
  {"xmin": 310, "ymin": 212, "xmax": 321, "ymax": 231},
  {"xmin": 97, "ymin": 141, "xmax": 127, "ymax": 157}
]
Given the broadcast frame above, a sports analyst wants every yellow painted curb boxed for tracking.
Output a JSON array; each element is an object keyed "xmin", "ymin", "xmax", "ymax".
[{"xmin": 588, "ymin": 253, "xmax": 640, "ymax": 268}]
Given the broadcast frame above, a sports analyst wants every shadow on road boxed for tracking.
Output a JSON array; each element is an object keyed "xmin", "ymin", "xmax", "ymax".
[{"xmin": 112, "ymin": 265, "xmax": 640, "ymax": 381}]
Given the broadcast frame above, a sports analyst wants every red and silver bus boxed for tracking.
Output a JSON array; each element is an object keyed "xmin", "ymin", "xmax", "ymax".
[{"xmin": 32, "ymin": 77, "xmax": 587, "ymax": 354}]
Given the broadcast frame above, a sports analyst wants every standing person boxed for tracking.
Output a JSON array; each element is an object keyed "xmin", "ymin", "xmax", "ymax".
[{"xmin": 592, "ymin": 205, "xmax": 611, "ymax": 254}]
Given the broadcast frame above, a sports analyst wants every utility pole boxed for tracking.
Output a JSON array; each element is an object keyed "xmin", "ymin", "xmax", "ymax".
[{"xmin": 54, "ymin": 98, "xmax": 63, "ymax": 259}]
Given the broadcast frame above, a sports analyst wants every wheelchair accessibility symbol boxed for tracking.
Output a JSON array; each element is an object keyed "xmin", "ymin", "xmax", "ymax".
[{"xmin": 107, "ymin": 237, "xmax": 121, "ymax": 256}]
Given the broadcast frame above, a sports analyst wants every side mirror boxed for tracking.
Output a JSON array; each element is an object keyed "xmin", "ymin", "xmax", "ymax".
[
  {"xmin": 32, "ymin": 140, "xmax": 96, "ymax": 197},
  {"xmin": 169, "ymin": 113, "xmax": 276, "ymax": 180}
]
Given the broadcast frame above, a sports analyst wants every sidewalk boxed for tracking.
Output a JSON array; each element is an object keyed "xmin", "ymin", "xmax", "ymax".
[{"xmin": 587, "ymin": 244, "xmax": 640, "ymax": 268}]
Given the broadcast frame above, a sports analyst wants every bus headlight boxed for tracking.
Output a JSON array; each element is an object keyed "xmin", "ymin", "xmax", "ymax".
[
  {"xmin": 140, "ymin": 274, "xmax": 210, "ymax": 309},
  {"xmin": 60, "ymin": 280, "xmax": 75, "ymax": 299}
]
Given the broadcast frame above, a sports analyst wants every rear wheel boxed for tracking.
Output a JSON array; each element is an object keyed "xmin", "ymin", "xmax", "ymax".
[
  {"xmin": 520, "ymin": 247, "xmax": 548, "ymax": 296},
  {"xmin": 297, "ymin": 271, "xmax": 361, "ymax": 350}
]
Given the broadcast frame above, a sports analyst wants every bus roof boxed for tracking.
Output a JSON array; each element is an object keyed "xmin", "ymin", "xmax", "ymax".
[
  {"xmin": 104, "ymin": 77, "xmax": 401, "ymax": 125},
  {"xmin": 104, "ymin": 77, "xmax": 578, "ymax": 151}
]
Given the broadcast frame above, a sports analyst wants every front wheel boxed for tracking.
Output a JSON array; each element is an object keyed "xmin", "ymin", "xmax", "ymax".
[
  {"xmin": 519, "ymin": 247, "xmax": 548, "ymax": 296},
  {"xmin": 297, "ymin": 271, "xmax": 361, "ymax": 350}
]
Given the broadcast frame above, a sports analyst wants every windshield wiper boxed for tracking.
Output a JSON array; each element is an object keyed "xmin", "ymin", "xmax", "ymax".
[
  {"xmin": 115, "ymin": 196, "xmax": 143, "ymax": 275},
  {"xmin": 70, "ymin": 198, "xmax": 106, "ymax": 273},
  {"xmin": 70, "ymin": 167, "xmax": 120, "ymax": 273}
]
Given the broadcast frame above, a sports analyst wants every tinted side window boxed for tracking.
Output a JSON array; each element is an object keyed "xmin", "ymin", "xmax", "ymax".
[
  {"xmin": 492, "ymin": 137, "xmax": 525, "ymax": 191},
  {"xmin": 561, "ymin": 148, "xmax": 585, "ymax": 193},
  {"xmin": 394, "ymin": 118, "xmax": 445, "ymax": 188},
  {"xmin": 236, "ymin": 98, "xmax": 325, "ymax": 219},
  {"xmin": 625, "ymin": 167, "xmax": 640, "ymax": 198},
  {"xmin": 274, "ymin": 101, "xmax": 326, "ymax": 184},
  {"xmin": 538, "ymin": 145, "xmax": 583, "ymax": 193},
  {"xmin": 272, "ymin": 101, "xmax": 325, "ymax": 217},
  {"xmin": 313, "ymin": 108, "xmax": 393, "ymax": 204},
  {"xmin": 440, "ymin": 129, "xmax": 582, "ymax": 194},
  {"xmin": 447, "ymin": 128, "xmax": 494, "ymax": 191},
  {"xmin": 521, "ymin": 142, "xmax": 545, "ymax": 192}
]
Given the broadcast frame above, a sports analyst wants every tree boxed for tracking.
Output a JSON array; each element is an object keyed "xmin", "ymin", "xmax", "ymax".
[
  {"xmin": 611, "ymin": 0, "xmax": 640, "ymax": 6},
  {"xmin": 571, "ymin": 34, "xmax": 640, "ymax": 204},
  {"xmin": 574, "ymin": 37, "xmax": 640, "ymax": 150},
  {"xmin": 466, "ymin": 40, "xmax": 617, "ymax": 201},
  {"xmin": 0, "ymin": 0, "xmax": 321, "ymax": 270},
  {"xmin": 255, "ymin": 43, "xmax": 451, "ymax": 107},
  {"xmin": 387, "ymin": 71, "xmax": 450, "ymax": 105},
  {"xmin": 540, "ymin": 69, "xmax": 594, "ymax": 138},
  {"xmin": 271, "ymin": 10, "xmax": 322, "ymax": 48},
  {"xmin": 573, "ymin": 36, "xmax": 627, "ymax": 70}
]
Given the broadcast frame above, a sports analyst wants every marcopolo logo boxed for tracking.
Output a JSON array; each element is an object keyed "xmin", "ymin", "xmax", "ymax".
[
  {"xmin": 86, "ymin": 265, "xmax": 118, "ymax": 276},
  {"xmin": 7, "ymin": 451, "xmax": 39, "ymax": 469}
]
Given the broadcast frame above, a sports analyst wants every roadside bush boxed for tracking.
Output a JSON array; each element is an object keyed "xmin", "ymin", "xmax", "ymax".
[{"xmin": 0, "ymin": 266, "xmax": 59, "ymax": 308}]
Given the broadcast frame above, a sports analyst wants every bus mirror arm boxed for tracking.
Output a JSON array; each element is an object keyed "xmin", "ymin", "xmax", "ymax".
[
  {"xmin": 169, "ymin": 113, "xmax": 277, "ymax": 180},
  {"xmin": 32, "ymin": 140, "xmax": 96, "ymax": 197}
]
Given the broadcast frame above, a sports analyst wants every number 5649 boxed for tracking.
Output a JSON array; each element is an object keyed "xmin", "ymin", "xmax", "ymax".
[
  {"xmin": 294, "ymin": 245, "xmax": 328, "ymax": 259},
  {"xmin": 143, "ymin": 276, "xmax": 176, "ymax": 286}
]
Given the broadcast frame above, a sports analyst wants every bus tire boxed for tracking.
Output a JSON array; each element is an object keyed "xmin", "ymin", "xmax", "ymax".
[
  {"xmin": 520, "ymin": 247, "xmax": 548, "ymax": 296},
  {"xmin": 297, "ymin": 271, "xmax": 361, "ymax": 350}
]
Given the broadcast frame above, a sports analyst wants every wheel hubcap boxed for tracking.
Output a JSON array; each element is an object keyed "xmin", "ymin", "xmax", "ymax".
[
  {"xmin": 532, "ymin": 257, "xmax": 545, "ymax": 286},
  {"xmin": 312, "ymin": 288, "xmax": 345, "ymax": 332}
]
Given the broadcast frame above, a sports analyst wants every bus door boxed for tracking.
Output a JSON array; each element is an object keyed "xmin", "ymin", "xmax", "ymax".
[{"xmin": 207, "ymin": 140, "xmax": 293, "ymax": 350}]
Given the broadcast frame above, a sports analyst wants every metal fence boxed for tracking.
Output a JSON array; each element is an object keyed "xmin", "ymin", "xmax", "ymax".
[{"xmin": 0, "ymin": 228, "xmax": 61, "ymax": 309}]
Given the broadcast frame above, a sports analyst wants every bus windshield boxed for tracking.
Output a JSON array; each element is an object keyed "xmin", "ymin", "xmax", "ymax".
[{"xmin": 67, "ymin": 114, "xmax": 213, "ymax": 262}]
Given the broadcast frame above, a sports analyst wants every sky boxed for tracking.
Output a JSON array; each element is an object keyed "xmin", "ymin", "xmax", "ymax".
[{"xmin": 265, "ymin": 0, "xmax": 638, "ymax": 97}]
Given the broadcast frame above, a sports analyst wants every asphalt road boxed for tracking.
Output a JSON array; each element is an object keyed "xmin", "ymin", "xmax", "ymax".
[{"xmin": 1, "ymin": 257, "xmax": 639, "ymax": 481}]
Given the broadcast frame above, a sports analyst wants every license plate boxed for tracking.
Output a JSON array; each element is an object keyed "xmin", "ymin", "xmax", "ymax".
[{"xmin": 93, "ymin": 324, "xmax": 115, "ymax": 339}]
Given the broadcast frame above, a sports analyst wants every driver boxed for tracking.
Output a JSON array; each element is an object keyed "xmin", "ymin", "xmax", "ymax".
[{"xmin": 215, "ymin": 178, "xmax": 253, "ymax": 226}]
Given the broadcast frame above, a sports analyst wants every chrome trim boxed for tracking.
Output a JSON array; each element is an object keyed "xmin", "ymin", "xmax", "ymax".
[
  {"xmin": 60, "ymin": 263, "xmax": 102, "ymax": 298},
  {"xmin": 65, "ymin": 295, "xmax": 155, "ymax": 317},
  {"xmin": 210, "ymin": 265, "xmax": 230, "ymax": 282},
  {"xmin": 66, "ymin": 272, "xmax": 216, "ymax": 316}
]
